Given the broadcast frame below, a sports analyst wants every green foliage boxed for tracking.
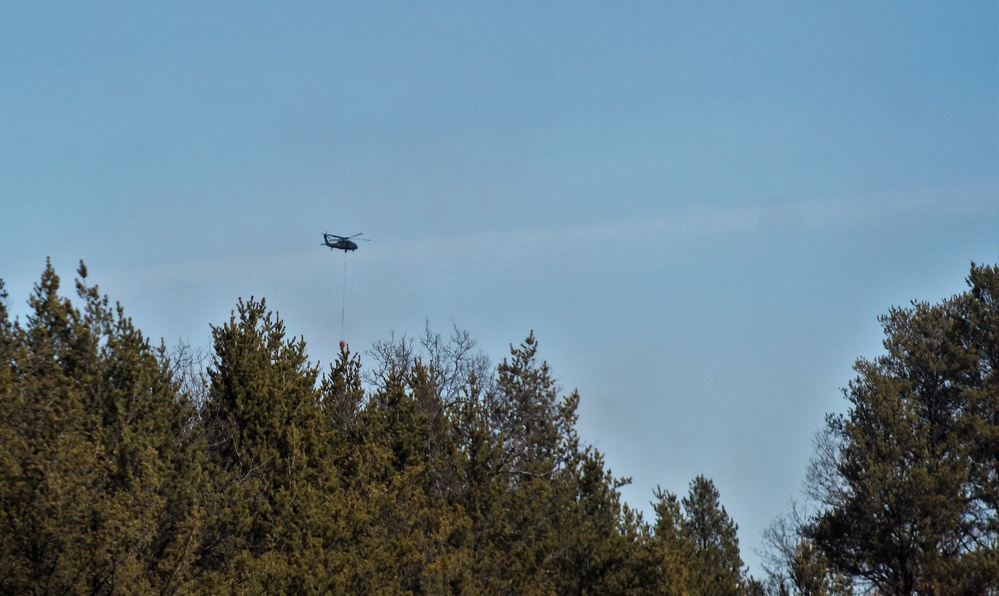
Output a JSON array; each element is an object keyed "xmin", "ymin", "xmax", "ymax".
[
  {"xmin": 197, "ymin": 297, "xmax": 341, "ymax": 590},
  {"xmin": 784, "ymin": 263, "xmax": 999, "ymax": 594},
  {"xmin": 0, "ymin": 261, "xmax": 754, "ymax": 593},
  {"xmin": 0, "ymin": 261, "xmax": 204, "ymax": 593},
  {"xmin": 646, "ymin": 477, "xmax": 753, "ymax": 595},
  {"xmin": 682, "ymin": 475, "xmax": 745, "ymax": 594}
]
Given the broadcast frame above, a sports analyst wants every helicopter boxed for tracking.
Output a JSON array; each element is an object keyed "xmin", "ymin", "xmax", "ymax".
[{"xmin": 322, "ymin": 232, "xmax": 369, "ymax": 252}]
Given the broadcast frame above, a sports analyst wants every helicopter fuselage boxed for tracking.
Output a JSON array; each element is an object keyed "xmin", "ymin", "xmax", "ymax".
[
  {"xmin": 323, "ymin": 234, "xmax": 357, "ymax": 252},
  {"xmin": 327, "ymin": 239, "xmax": 358, "ymax": 251},
  {"xmin": 323, "ymin": 232, "xmax": 366, "ymax": 252}
]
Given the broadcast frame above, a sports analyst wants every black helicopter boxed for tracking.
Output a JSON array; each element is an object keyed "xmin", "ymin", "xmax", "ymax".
[{"xmin": 322, "ymin": 232, "xmax": 369, "ymax": 252}]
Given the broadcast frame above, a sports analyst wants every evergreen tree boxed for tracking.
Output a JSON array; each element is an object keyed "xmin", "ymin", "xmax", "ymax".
[
  {"xmin": 549, "ymin": 395, "xmax": 637, "ymax": 594},
  {"xmin": 198, "ymin": 297, "xmax": 338, "ymax": 590},
  {"xmin": 681, "ymin": 475, "xmax": 745, "ymax": 594},
  {"xmin": 321, "ymin": 343, "xmax": 365, "ymax": 437},
  {"xmin": 341, "ymin": 365, "xmax": 467, "ymax": 592},
  {"xmin": 489, "ymin": 332, "xmax": 563, "ymax": 476},
  {"xmin": 645, "ymin": 477, "xmax": 750, "ymax": 595},
  {"xmin": 0, "ymin": 262, "xmax": 104, "ymax": 592},
  {"xmin": 0, "ymin": 265, "xmax": 758, "ymax": 592},
  {"xmin": 0, "ymin": 262, "xmax": 205, "ymax": 593},
  {"xmin": 459, "ymin": 333, "xmax": 642, "ymax": 592},
  {"xmin": 475, "ymin": 333, "xmax": 568, "ymax": 591},
  {"xmin": 806, "ymin": 263, "xmax": 999, "ymax": 593},
  {"xmin": 75, "ymin": 263, "xmax": 207, "ymax": 592},
  {"xmin": 648, "ymin": 486, "xmax": 696, "ymax": 594},
  {"xmin": 452, "ymin": 369, "xmax": 513, "ymax": 591}
]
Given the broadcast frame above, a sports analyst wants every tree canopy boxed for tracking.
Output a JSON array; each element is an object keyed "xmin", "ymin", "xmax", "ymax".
[
  {"xmin": 0, "ymin": 261, "xmax": 759, "ymax": 593},
  {"xmin": 764, "ymin": 263, "xmax": 999, "ymax": 595},
  {"xmin": 7, "ymin": 260, "xmax": 998, "ymax": 594}
]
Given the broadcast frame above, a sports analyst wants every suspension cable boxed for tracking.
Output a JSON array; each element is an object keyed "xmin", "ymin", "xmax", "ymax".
[{"xmin": 341, "ymin": 250, "xmax": 347, "ymax": 338}]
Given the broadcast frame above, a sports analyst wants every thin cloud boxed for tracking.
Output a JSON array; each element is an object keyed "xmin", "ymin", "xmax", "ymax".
[
  {"xmin": 83, "ymin": 183, "xmax": 994, "ymax": 318},
  {"xmin": 371, "ymin": 184, "xmax": 996, "ymax": 267}
]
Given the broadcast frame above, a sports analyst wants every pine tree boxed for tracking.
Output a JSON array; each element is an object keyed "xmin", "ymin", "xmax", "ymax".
[
  {"xmin": 337, "ymin": 365, "xmax": 463, "ymax": 591},
  {"xmin": 1, "ymin": 269, "xmax": 765, "ymax": 592},
  {"xmin": 644, "ymin": 477, "xmax": 749, "ymax": 594},
  {"xmin": 0, "ymin": 261, "xmax": 205, "ymax": 593},
  {"xmin": 806, "ymin": 263, "xmax": 999, "ymax": 593},
  {"xmin": 197, "ymin": 297, "xmax": 337, "ymax": 590},
  {"xmin": 681, "ymin": 475, "xmax": 745, "ymax": 594},
  {"xmin": 452, "ymin": 369, "xmax": 512, "ymax": 591},
  {"xmin": 478, "ymin": 333, "xmax": 567, "ymax": 591},
  {"xmin": 0, "ymin": 262, "xmax": 104, "ymax": 592},
  {"xmin": 75, "ymin": 263, "xmax": 207, "ymax": 592},
  {"xmin": 551, "ymin": 440, "xmax": 637, "ymax": 594},
  {"xmin": 647, "ymin": 486, "xmax": 697, "ymax": 594},
  {"xmin": 458, "ymin": 333, "xmax": 641, "ymax": 592}
]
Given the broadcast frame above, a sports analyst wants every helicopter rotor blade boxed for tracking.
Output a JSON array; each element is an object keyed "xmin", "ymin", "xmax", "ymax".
[{"xmin": 323, "ymin": 232, "xmax": 369, "ymax": 242}]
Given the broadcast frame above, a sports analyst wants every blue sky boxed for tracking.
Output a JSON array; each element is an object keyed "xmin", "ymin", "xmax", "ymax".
[{"xmin": 3, "ymin": 2, "xmax": 997, "ymax": 574}]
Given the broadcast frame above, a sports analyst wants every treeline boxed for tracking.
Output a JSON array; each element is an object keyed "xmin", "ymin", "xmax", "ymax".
[
  {"xmin": 0, "ymin": 261, "xmax": 755, "ymax": 594},
  {"xmin": 4, "ymin": 261, "xmax": 998, "ymax": 595}
]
